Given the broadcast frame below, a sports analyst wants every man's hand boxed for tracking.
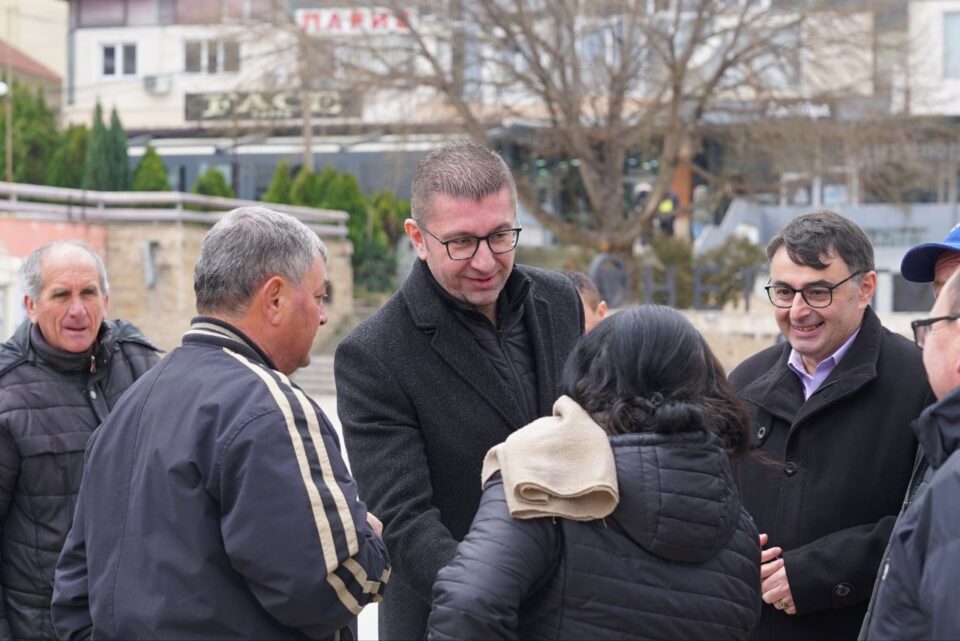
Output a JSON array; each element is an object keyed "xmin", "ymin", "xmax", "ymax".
[
  {"xmin": 759, "ymin": 533, "xmax": 796, "ymax": 615},
  {"xmin": 366, "ymin": 512, "xmax": 383, "ymax": 538}
]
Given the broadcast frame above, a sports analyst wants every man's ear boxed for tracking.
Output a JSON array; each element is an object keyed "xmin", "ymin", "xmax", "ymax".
[
  {"xmin": 24, "ymin": 295, "xmax": 36, "ymax": 323},
  {"xmin": 404, "ymin": 218, "xmax": 428, "ymax": 260},
  {"xmin": 596, "ymin": 300, "xmax": 608, "ymax": 319},
  {"xmin": 259, "ymin": 276, "xmax": 286, "ymax": 325},
  {"xmin": 858, "ymin": 271, "xmax": 878, "ymax": 306}
]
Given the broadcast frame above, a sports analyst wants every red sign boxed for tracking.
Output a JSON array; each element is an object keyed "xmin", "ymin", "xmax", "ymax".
[{"xmin": 296, "ymin": 8, "xmax": 413, "ymax": 35}]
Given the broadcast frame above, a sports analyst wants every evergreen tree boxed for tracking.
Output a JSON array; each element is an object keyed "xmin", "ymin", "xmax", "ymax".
[
  {"xmin": 0, "ymin": 84, "xmax": 59, "ymax": 184},
  {"xmin": 109, "ymin": 107, "xmax": 131, "ymax": 190},
  {"xmin": 131, "ymin": 145, "xmax": 171, "ymax": 191},
  {"xmin": 46, "ymin": 125, "xmax": 88, "ymax": 188},
  {"xmin": 262, "ymin": 159, "xmax": 293, "ymax": 204},
  {"xmin": 192, "ymin": 167, "xmax": 234, "ymax": 198},
  {"xmin": 82, "ymin": 102, "xmax": 111, "ymax": 190}
]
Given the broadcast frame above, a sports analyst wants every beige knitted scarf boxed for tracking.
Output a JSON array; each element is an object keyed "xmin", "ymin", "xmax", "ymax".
[{"xmin": 481, "ymin": 395, "xmax": 619, "ymax": 521}]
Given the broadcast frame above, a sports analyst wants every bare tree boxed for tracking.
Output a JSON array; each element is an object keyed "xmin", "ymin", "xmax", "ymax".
[{"xmin": 313, "ymin": 0, "xmax": 890, "ymax": 253}]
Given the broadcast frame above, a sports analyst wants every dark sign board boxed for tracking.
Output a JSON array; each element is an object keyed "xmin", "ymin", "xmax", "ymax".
[{"xmin": 185, "ymin": 90, "xmax": 361, "ymax": 121}]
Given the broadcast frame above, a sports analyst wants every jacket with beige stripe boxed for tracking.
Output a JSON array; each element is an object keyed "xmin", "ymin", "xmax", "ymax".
[{"xmin": 51, "ymin": 317, "xmax": 390, "ymax": 641}]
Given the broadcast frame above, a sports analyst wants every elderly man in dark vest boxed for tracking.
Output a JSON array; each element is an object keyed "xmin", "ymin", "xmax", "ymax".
[
  {"xmin": 0, "ymin": 241, "xmax": 159, "ymax": 640},
  {"xmin": 335, "ymin": 141, "xmax": 583, "ymax": 639}
]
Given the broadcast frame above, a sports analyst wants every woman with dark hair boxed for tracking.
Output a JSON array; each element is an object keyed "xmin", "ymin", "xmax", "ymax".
[{"xmin": 427, "ymin": 305, "xmax": 761, "ymax": 640}]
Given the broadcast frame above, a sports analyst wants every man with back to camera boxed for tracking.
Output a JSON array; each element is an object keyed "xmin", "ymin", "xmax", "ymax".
[
  {"xmin": 863, "ymin": 267, "xmax": 960, "ymax": 639},
  {"xmin": 729, "ymin": 211, "xmax": 932, "ymax": 640},
  {"xmin": 335, "ymin": 141, "xmax": 584, "ymax": 639},
  {"xmin": 51, "ymin": 207, "xmax": 389, "ymax": 640},
  {"xmin": 0, "ymin": 241, "xmax": 158, "ymax": 640}
]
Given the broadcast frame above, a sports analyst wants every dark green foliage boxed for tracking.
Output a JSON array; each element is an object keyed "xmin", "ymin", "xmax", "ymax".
[
  {"xmin": 262, "ymin": 159, "xmax": 293, "ymax": 204},
  {"xmin": 109, "ymin": 108, "xmax": 131, "ymax": 190},
  {"xmin": 644, "ymin": 234, "xmax": 695, "ymax": 308},
  {"xmin": 131, "ymin": 145, "xmax": 171, "ymax": 191},
  {"xmin": 82, "ymin": 102, "xmax": 111, "ymax": 190},
  {"xmin": 267, "ymin": 165, "xmax": 410, "ymax": 292},
  {"xmin": 0, "ymin": 84, "xmax": 59, "ymax": 184},
  {"xmin": 192, "ymin": 167, "xmax": 235, "ymax": 198},
  {"xmin": 46, "ymin": 125, "xmax": 88, "ymax": 188}
]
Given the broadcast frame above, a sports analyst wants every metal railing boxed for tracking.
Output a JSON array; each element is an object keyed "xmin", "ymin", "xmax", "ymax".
[{"xmin": 0, "ymin": 182, "xmax": 349, "ymax": 237}]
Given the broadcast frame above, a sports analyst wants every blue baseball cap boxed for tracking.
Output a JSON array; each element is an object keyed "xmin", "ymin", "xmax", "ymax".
[{"xmin": 900, "ymin": 223, "xmax": 960, "ymax": 283}]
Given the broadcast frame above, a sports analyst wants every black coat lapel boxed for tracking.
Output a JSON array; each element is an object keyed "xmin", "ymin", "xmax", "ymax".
[{"xmin": 525, "ymin": 284, "xmax": 561, "ymax": 417}]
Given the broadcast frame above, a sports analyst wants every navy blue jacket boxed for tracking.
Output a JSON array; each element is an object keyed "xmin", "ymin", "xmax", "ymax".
[
  {"xmin": 51, "ymin": 318, "xmax": 389, "ymax": 640},
  {"xmin": 428, "ymin": 432, "xmax": 761, "ymax": 640},
  {"xmin": 865, "ymin": 386, "xmax": 960, "ymax": 640}
]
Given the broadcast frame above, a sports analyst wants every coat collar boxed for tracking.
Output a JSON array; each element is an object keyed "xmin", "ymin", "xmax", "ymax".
[
  {"xmin": 913, "ymin": 385, "xmax": 960, "ymax": 470},
  {"xmin": 738, "ymin": 306, "xmax": 883, "ymax": 425},
  {"xmin": 182, "ymin": 316, "xmax": 279, "ymax": 371},
  {"xmin": 401, "ymin": 259, "xmax": 562, "ymax": 431}
]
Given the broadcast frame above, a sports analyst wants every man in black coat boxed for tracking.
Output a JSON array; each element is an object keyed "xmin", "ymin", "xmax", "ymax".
[
  {"xmin": 730, "ymin": 211, "xmax": 932, "ymax": 640},
  {"xmin": 335, "ymin": 141, "xmax": 583, "ymax": 640},
  {"xmin": 0, "ymin": 241, "xmax": 159, "ymax": 640},
  {"xmin": 865, "ymin": 268, "xmax": 960, "ymax": 639}
]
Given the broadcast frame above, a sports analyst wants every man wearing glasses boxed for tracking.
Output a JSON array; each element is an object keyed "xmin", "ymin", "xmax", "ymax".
[
  {"xmin": 862, "ymin": 271, "xmax": 960, "ymax": 639},
  {"xmin": 334, "ymin": 141, "xmax": 583, "ymax": 640},
  {"xmin": 730, "ymin": 211, "xmax": 932, "ymax": 641}
]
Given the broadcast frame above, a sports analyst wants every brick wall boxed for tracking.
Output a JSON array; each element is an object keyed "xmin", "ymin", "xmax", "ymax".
[{"xmin": 104, "ymin": 222, "xmax": 353, "ymax": 353}]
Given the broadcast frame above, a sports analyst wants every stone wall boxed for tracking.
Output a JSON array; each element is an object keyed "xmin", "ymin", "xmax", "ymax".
[{"xmin": 104, "ymin": 222, "xmax": 353, "ymax": 353}]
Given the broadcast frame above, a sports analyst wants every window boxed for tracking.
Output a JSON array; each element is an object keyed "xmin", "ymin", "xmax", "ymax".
[
  {"xmin": 184, "ymin": 40, "xmax": 241, "ymax": 73},
  {"xmin": 101, "ymin": 43, "xmax": 137, "ymax": 77},
  {"xmin": 946, "ymin": 13, "xmax": 960, "ymax": 79}
]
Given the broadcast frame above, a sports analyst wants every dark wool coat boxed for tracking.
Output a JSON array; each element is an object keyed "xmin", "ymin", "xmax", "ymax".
[
  {"xmin": 335, "ymin": 260, "xmax": 583, "ymax": 641},
  {"xmin": 730, "ymin": 307, "xmax": 933, "ymax": 641},
  {"xmin": 427, "ymin": 432, "xmax": 762, "ymax": 641},
  {"xmin": 0, "ymin": 319, "xmax": 159, "ymax": 641},
  {"xmin": 865, "ymin": 386, "xmax": 960, "ymax": 640}
]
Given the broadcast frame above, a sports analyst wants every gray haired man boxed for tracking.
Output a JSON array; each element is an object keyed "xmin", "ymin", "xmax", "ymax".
[
  {"xmin": 0, "ymin": 241, "xmax": 159, "ymax": 640},
  {"xmin": 335, "ymin": 141, "xmax": 584, "ymax": 639},
  {"xmin": 52, "ymin": 207, "xmax": 389, "ymax": 640}
]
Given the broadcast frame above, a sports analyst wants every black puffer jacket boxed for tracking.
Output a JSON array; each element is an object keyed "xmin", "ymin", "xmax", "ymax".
[
  {"xmin": 0, "ymin": 319, "xmax": 158, "ymax": 640},
  {"xmin": 428, "ymin": 431, "xmax": 761, "ymax": 640}
]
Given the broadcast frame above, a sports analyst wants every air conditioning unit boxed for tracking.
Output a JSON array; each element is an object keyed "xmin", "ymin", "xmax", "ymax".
[{"xmin": 143, "ymin": 74, "xmax": 171, "ymax": 94}]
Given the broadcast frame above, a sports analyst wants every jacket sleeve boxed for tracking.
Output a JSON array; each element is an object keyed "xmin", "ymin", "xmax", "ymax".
[
  {"xmin": 784, "ymin": 516, "xmax": 895, "ymax": 616},
  {"xmin": 50, "ymin": 480, "xmax": 93, "ymax": 641},
  {"xmin": 0, "ymin": 421, "xmax": 18, "ymax": 639},
  {"xmin": 217, "ymin": 399, "xmax": 390, "ymax": 640},
  {"xmin": 335, "ymin": 338, "xmax": 459, "ymax": 604},
  {"xmin": 427, "ymin": 478, "xmax": 559, "ymax": 641}
]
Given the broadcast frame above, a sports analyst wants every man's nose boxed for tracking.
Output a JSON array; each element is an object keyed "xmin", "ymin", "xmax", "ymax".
[
  {"xmin": 67, "ymin": 297, "xmax": 86, "ymax": 316},
  {"xmin": 469, "ymin": 239, "xmax": 496, "ymax": 270},
  {"xmin": 789, "ymin": 291, "xmax": 811, "ymax": 316}
]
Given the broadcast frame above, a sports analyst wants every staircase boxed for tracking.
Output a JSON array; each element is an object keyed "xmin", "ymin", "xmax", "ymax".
[{"xmin": 292, "ymin": 355, "xmax": 337, "ymax": 397}]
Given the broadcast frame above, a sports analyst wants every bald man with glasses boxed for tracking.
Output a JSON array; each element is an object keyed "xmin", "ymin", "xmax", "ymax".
[{"xmin": 729, "ymin": 211, "xmax": 933, "ymax": 641}]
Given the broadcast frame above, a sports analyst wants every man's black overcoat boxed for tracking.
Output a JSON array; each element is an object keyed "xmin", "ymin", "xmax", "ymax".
[{"xmin": 335, "ymin": 259, "xmax": 583, "ymax": 640}]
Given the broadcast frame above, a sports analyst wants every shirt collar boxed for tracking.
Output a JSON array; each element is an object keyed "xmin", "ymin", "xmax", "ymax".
[{"xmin": 788, "ymin": 325, "xmax": 861, "ymax": 380}]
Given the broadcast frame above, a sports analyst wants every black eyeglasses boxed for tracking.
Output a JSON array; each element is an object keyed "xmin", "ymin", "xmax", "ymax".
[
  {"xmin": 911, "ymin": 314, "xmax": 960, "ymax": 349},
  {"xmin": 765, "ymin": 271, "xmax": 863, "ymax": 309},
  {"xmin": 418, "ymin": 223, "xmax": 522, "ymax": 261}
]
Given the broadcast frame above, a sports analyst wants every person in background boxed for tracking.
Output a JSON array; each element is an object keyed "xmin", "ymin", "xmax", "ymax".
[
  {"xmin": 51, "ymin": 207, "xmax": 388, "ymax": 641},
  {"xmin": 730, "ymin": 211, "xmax": 932, "ymax": 640},
  {"xmin": 864, "ymin": 267, "xmax": 960, "ymax": 639},
  {"xmin": 899, "ymin": 223, "xmax": 960, "ymax": 299},
  {"xmin": 0, "ymin": 241, "xmax": 159, "ymax": 641},
  {"xmin": 335, "ymin": 141, "xmax": 583, "ymax": 640},
  {"xmin": 858, "ymin": 227, "xmax": 960, "ymax": 636},
  {"xmin": 564, "ymin": 271, "xmax": 607, "ymax": 333},
  {"xmin": 428, "ymin": 305, "xmax": 760, "ymax": 640}
]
